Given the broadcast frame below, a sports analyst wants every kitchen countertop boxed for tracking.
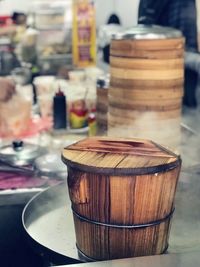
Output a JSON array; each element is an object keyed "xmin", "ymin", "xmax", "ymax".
[
  {"xmin": 0, "ymin": 187, "xmax": 44, "ymax": 206},
  {"xmin": 0, "ymin": 112, "xmax": 197, "ymax": 207},
  {"xmin": 0, "ymin": 130, "xmax": 87, "ymax": 207},
  {"xmin": 55, "ymin": 251, "xmax": 200, "ymax": 267},
  {"xmin": 22, "ymin": 165, "xmax": 200, "ymax": 264}
]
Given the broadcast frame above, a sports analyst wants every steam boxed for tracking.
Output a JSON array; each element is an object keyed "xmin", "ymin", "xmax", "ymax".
[
  {"xmin": 108, "ymin": 111, "xmax": 181, "ymax": 149},
  {"xmin": 180, "ymin": 105, "xmax": 200, "ymax": 168},
  {"xmin": 23, "ymin": 181, "xmax": 78, "ymax": 258},
  {"xmin": 107, "ymin": 107, "xmax": 200, "ymax": 169}
]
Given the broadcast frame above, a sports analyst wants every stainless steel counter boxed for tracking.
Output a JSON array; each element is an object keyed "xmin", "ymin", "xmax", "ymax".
[
  {"xmin": 0, "ymin": 188, "xmax": 42, "ymax": 206},
  {"xmin": 22, "ymin": 166, "xmax": 200, "ymax": 265},
  {"xmin": 57, "ymin": 251, "xmax": 200, "ymax": 267}
]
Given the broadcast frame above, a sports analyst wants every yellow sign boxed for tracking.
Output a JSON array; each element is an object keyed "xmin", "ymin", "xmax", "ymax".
[{"xmin": 72, "ymin": 0, "xmax": 96, "ymax": 67}]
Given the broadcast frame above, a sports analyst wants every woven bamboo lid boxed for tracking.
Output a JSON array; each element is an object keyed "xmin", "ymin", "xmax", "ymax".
[{"xmin": 62, "ymin": 137, "xmax": 181, "ymax": 175}]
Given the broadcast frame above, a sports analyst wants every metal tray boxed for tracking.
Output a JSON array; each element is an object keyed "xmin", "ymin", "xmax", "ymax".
[{"xmin": 22, "ymin": 167, "xmax": 200, "ymax": 264}]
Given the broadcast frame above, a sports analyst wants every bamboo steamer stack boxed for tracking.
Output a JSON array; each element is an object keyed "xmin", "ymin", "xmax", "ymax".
[
  {"xmin": 62, "ymin": 136, "xmax": 182, "ymax": 261},
  {"xmin": 96, "ymin": 75, "xmax": 110, "ymax": 134},
  {"xmin": 108, "ymin": 25, "xmax": 185, "ymax": 149}
]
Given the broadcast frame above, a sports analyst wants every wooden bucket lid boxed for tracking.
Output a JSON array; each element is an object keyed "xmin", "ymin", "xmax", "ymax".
[{"xmin": 62, "ymin": 137, "xmax": 181, "ymax": 175}]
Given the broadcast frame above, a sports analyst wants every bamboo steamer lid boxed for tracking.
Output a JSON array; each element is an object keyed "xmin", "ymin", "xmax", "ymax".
[{"xmin": 62, "ymin": 137, "xmax": 181, "ymax": 175}]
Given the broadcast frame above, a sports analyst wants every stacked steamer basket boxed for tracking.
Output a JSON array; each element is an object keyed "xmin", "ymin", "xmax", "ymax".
[
  {"xmin": 62, "ymin": 136, "xmax": 182, "ymax": 261},
  {"xmin": 96, "ymin": 75, "xmax": 110, "ymax": 134},
  {"xmin": 108, "ymin": 25, "xmax": 184, "ymax": 149}
]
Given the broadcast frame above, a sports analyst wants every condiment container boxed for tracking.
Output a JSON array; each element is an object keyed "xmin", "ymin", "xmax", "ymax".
[
  {"xmin": 69, "ymin": 99, "xmax": 88, "ymax": 129},
  {"xmin": 53, "ymin": 89, "xmax": 67, "ymax": 129},
  {"xmin": 0, "ymin": 140, "xmax": 46, "ymax": 166}
]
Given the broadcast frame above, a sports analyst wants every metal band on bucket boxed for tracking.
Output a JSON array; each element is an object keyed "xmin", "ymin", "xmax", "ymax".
[{"xmin": 72, "ymin": 207, "xmax": 175, "ymax": 229}]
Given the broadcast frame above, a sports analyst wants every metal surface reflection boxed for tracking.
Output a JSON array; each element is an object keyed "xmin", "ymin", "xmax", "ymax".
[
  {"xmin": 22, "ymin": 167, "xmax": 200, "ymax": 263},
  {"xmin": 169, "ymin": 166, "xmax": 200, "ymax": 253},
  {"xmin": 56, "ymin": 251, "xmax": 200, "ymax": 267}
]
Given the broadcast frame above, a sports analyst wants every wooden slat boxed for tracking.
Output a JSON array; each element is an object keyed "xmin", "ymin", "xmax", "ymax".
[
  {"xmin": 111, "ymin": 38, "xmax": 184, "ymax": 52},
  {"xmin": 108, "ymin": 96, "xmax": 182, "ymax": 107},
  {"xmin": 66, "ymin": 164, "xmax": 181, "ymax": 260},
  {"xmin": 110, "ymin": 56, "xmax": 184, "ymax": 70},
  {"xmin": 110, "ymin": 48, "xmax": 184, "ymax": 59},
  {"xmin": 66, "ymin": 137, "xmax": 158, "ymax": 151},
  {"xmin": 111, "ymin": 67, "xmax": 184, "ymax": 80},
  {"xmin": 74, "ymin": 212, "xmax": 171, "ymax": 259},
  {"xmin": 66, "ymin": 148, "xmax": 174, "ymax": 158},
  {"xmin": 62, "ymin": 137, "xmax": 179, "ymax": 170},
  {"xmin": 110, "ymin": 77, "xmax": 183, "ymax": 89},
  {"xmin": 108, "ymin": 99, "xmax": 181, "ymax": 111},
  {"xmin": 109, "ymin": 86, "xmax": 184, "ymax": 100}
]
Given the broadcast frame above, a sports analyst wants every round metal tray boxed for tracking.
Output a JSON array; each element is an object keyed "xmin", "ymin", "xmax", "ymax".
[
  {"xmin": 22, "ymin": 182, "xmax": 80, "ymax": 265},
  {"xmin": 22, "ymin": 168, "xmax": 200, "ymax": 264}
]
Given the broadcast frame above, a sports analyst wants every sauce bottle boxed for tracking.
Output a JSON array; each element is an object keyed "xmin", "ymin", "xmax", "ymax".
[{"xmin": 53, "ymin": 89, "xmax": 67, "ymax": 129}]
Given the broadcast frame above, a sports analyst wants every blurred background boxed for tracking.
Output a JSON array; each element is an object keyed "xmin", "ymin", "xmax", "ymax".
[{"xmin": 0, "ymin": 1, "xmax": 200, "ymax": 267}]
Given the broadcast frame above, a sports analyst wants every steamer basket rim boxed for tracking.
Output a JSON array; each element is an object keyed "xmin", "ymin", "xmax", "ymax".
[{"xmin": 112, "ymin": 24, "xmax": 183, "ymax": 40}]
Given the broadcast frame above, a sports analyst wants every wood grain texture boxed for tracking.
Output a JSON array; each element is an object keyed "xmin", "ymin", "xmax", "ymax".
[
  {"xmin": 110, "ymin": 38, "xmax": 184, "ymax": 59},
  {"xmin": 110, "ymin": 77, "xmax": 184, "ymax": 89},
  {"xmin": 111, "ymin": 38, "xmax": 185, "ymax": 52},
  {"xmin": 109, "ymin": 96, "xmax": 182, "ymax": 106},
  {"xmin": 63, "ymin": 138, "xmax": 181, "ymax": 261},
  {"xmin": 62, "ymin": 137, "xmax": 180, "ymax": 172},
  {"xmin": 110, "ymin": 56, "xmax": 184, "ymax": 70},
  {"xmin": 74, "ymin": 214, "xmax": 171, "ymax": 260},
  {"xmin": 111, "ymin": 67, "xmax": 183, "ymax": 80},
  {"xmin": 109, "ymin": 87, "xmax": 183, "ymax": 99},
  {"xmin": 108, "ymin": 99, "xmax": 181, "ymax": 111},
  {"xmin": 96, "ymin": 87, "xmax": 108, "ymax": 129},
  {"xmin": 110, "ymin": 48, "xmax": 184, "ymax": 59},
  {"xmin": 109, "ymin": 37, "xmax": 184, "ymax": 148}
]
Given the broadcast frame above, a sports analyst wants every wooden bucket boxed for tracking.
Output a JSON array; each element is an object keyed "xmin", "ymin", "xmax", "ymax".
[
  {"xmin": 108, "ymin": 25, "xmax": 185, "ymax": 149},
  {"xmin": 62, "ymin": 136, "xmax": 182, "ymax": 261}
]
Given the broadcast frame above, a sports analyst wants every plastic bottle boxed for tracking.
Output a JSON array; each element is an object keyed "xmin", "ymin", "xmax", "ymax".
[{"xmin": 53, "ymin": 89, "xmax": 67, "ymax": 129}]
